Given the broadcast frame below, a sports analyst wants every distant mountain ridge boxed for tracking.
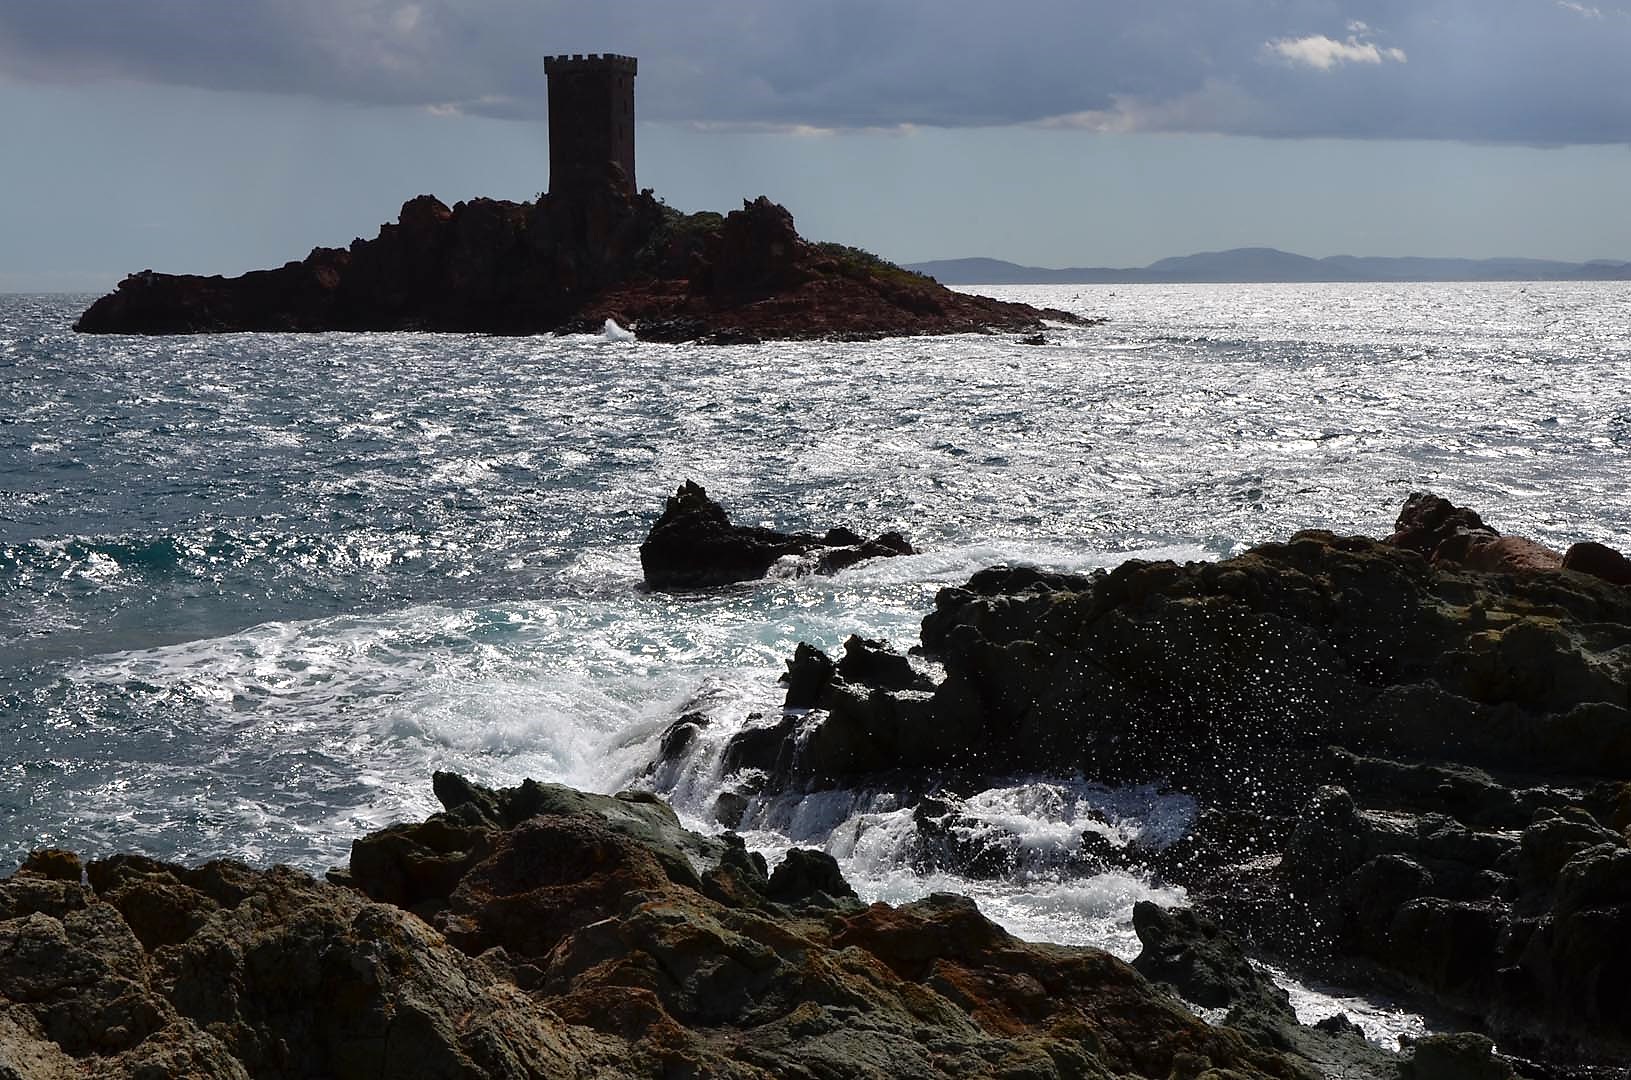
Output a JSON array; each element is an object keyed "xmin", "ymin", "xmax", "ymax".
[{"xmin": 905, "ymin": 247, "xmax": 1631, "ymax": 284}]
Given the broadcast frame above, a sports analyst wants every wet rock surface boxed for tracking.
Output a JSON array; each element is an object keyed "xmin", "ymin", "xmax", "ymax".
[
  {"xmin": 675, "ymin": 494, "xmax": 1631, "ymax": 1071},
  {"xmin": 5, "ymin": 775, "xmax": 1326, "ymax": 1079},
  {"xmin": 639, "ymin": 481, "xmax": 914, "ymax": 590},
  {"xmin": 75, "ymin": 188, "xmax": 1083, "ymax": 342}
]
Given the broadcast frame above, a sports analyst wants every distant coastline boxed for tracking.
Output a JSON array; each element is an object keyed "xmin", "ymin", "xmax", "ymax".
[{"xmin": 907, "ymin": 246, "xmax": 1631, "ymax": 285}]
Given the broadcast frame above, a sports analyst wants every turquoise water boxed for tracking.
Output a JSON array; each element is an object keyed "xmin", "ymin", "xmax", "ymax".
[{"xmin": 3, "ymin": 282, "xmax": 1628, "ymax": 975}]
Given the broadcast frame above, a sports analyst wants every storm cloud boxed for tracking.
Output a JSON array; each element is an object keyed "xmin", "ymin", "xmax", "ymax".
[{"xmin": 1, "ymin": 0, "xmax": 1627, "ymax": 144}]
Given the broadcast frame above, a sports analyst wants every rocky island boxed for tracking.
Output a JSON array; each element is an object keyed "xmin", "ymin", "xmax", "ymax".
[
  {"xmin": 72, "ymin": 189, "xmax": 1076, "ymax": 344},
  {"xmin": 73, "ymin": 54, "xmax": 1081, "ymax": 344}
]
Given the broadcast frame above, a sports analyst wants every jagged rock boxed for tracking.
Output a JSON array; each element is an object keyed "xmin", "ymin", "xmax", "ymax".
[
  {"xmin": 717, "ymin": 714, "xmax": 796, "ymax": 776},
  {"xmin": 0, "ymin": 849, "xmax": 623, "ymax": 1079},
  {"xmin": 1387, "ymin": 492, "xmax": 1499, "ymax": 560},
  {"xmin": 1313, "ymin": 1013, "xmax": 1367, "ymax": 1037},
  {"xmin": 695, "ymin": 196, "xmax": 808, "ymax": 299},
  {"xmin": 837, "ymin": 634, "xmax": 934, "ymax": 692},
  {"xmin": 1133, "ymin": 902, "xmax": 1291, "ymax": 1014},
  {"xmin": 0, "ymin": 776, "xmax": 1329, "ymax": 1078},
  {"xmin": 763, "ymin": 848, "xmax": 858, "ymax": 906},
  {"xmin": 814, "ymin": 529, "xmax": 914, "ymax": 574},
  {"xmin": 1401, "ymin": 1033, "xmax": 1517, "ymax": 1080},
  {"xmin": 691, "ymin": 496, "xmax": 1631, "ymax": 1066},
  {"xmin": 656, "ymin": 711, "xmax": 709, "ymax": 761},
  {"xmin": 780, "ymin": 642, "xmax": 836, "ymax": 709},
  {"xmin": 1452, "ymin": 534, "xmax": 1564, "ymax": 574},
  {"xmin": 1282, "ymin": 787, "xmax": 1370, "ymax": 894},
  {"xmin": 638, "ymin": 481, "xmax": 913, "ymax": 590},
  {"xmin": 1397, "ymin": 491, "xmax": 1631, "ymax": 591},
  {"xmin": 76, "ymin": 187, "xmax": 1082, "ymax": 342},
  {"xmin": 17, "ymin": 850, "xmax": 80, "ymax": 883},
  {"xmin": 710, "ymin": 790, "xmax": 751, "ymax": 829},
  {"xmin": 1131, "ymin": 902, "xmax": 1402, "ymax": 1079}
]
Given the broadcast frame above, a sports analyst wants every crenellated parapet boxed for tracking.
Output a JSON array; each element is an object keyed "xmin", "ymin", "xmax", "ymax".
[{"xmin": 544, "ymin": 53, "xmax": 638, "ymax": 75}]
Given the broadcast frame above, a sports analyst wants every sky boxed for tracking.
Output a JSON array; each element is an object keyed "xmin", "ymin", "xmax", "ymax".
[{"xmin": 3, "ymin": 0, "xmax": 1631, "ymax": 291}]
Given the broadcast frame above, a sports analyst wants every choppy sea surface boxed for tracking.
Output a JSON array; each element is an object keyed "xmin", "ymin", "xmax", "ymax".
[{"xmin": 4, "ymin": 282, "xmax": 1629, "ymax": 1041}]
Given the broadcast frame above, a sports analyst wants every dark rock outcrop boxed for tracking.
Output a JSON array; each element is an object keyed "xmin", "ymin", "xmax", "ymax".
[
  {"xmin": 1564, "ymin": 540, "xmax": 1631, "ymax": 586},
  {"xmin": 687, "ymin": 497, "xmax": 1631, "ymax": 1067},
  {"xmin": 639, "ymin": 481, "xmax": 913, "ymax": 590},
  {"xmin": 1131, "ymin": 902, "xmax": 1412, "ymax": 1079},
  {"xmin": 1, "ymin": 775, "xmax": 1323, "ymax": 1079},
  {"xmin": 76, "ymin": 187, "xmax": 1088, "ymax": 342}
]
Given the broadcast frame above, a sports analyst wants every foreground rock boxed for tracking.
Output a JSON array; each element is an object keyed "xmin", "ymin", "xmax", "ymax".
[
  {"xmin": 640, "ymin": 480, "xmax": 913, "ymax": 590},
  {"xmin": 669, "ymin": 496, "xmax": 1631, "ymax": 1068},
  {"xmin": 3, "ymin": 775, "xmax": 1323, "ymax": 1079},
  {"xmin": 75, "ymin": 188, "xmax": 1086, "ymax": 342}
]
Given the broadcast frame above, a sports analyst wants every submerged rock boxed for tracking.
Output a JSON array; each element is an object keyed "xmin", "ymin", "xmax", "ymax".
[
  {"xmin": 0, "ymin": 775, "xmax": 1323, "ymax": 1079},
  {"xmin": 638, "ymin": 481, "xmax": 913, "ymax": 590}
]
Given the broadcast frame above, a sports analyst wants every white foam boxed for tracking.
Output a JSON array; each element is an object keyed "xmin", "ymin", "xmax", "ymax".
[
  {"xmin": 1260, "ymin": 962, "xmax": 1435, "ymax": 1050},
  {"xmin": 602, "ymin": 318, "xmax": 636, "ymax": 342},
  {"xmin": 957, "ymin": 779, "xmax": 1196, "ymax": 856},
  {"xmin": 680, "ymin": 773, "xmax": 1193, "ymax": 960}
]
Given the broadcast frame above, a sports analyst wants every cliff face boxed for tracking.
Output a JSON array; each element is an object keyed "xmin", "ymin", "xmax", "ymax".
[{"xmin": 74, "ymin": 186, "xmax": 1077, "ymax": 342}]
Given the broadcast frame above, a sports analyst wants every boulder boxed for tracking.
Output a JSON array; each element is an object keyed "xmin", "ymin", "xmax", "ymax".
[
  {"xmin": 836, "ymin": 634, "xmax": 935, "ymax": 692},
  {"xmin": 1564, "ymin": 540, "xmax": 1631, "ymax": 586},
  {"xmin": 638, "ymin": 481, "xmax": 913, "ymax": 590},
  {"xmin": 763, "ymin": 848, "xmax": 858, "ymax": 906},
  {"xmin": 1132, "ymin": 902, "xmax": 1290, "ymax": 1014},
  {"xmin": 1401, "ymin": 1033, "xmax": 1517, "ymax": 1080},
  {"xmin": 1386, "ymin": 491, "xmax": 1498, "ymax": 558}
]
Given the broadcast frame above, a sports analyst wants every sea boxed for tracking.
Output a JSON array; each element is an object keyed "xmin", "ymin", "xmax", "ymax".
[{"xmin": 4, "ymin": 281, "xmax": 1629, "ymax": 1043}]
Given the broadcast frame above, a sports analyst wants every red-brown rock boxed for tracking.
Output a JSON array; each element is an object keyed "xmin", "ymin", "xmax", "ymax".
[
  {"xmin": 1387, "ymin": 492, "xmax": 1564, "ymax": 574},
  {"xmin": 1386, "ymin": 491, "xmax": 1499, "ymax": 559},
  {"xmin": 1452, "ymin": 534, "xmax": 1564, "ymax": 574},
  {"xmin": 0, "ymin": 776, "xmax": 1327, "ymax": 1078},
  {"xmin": 75, "ymin": 185, "xmax": 1086, "ymax": 343},
  {"xmin": 1564, "ymin": 541, "xmax": 1631, "ymax": 586}
]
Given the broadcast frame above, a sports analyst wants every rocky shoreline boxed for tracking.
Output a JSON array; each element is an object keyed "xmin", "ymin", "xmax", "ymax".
[
  {"xmin": 2, "ymin": 772, "xmax": 1507, "ymax": 1080},
  {"xmin": 645, "ymin": 492, "xmax": 1630, "ymax": 1075},
  {"xmin": 72, "ymin": 184, "xmax": 1086, "ymax": 343},
  {"xmin": 5, "ymin": 493, "xmax": 1627, "ymax": 1078}
]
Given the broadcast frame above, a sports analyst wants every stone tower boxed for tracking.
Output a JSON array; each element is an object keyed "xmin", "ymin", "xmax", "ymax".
[{"xmin": 543, "ymin": 53, "xmax": 637, "ymax": 198}]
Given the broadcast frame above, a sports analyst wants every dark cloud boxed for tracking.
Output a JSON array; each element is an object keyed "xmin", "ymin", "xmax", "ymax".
[{"xmin": 0, "ymin": 0, "xmax": 1627, "ymax": 143}]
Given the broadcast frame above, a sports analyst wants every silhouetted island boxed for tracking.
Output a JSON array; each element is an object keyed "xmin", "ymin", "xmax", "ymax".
[{"xmin": 76, "ymin": 54, "xmax": 1081, "ymax": 343}]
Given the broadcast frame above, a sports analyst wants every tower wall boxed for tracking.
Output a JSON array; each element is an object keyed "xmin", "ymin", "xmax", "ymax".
[{"xmin": 543, "ymin": 53, "xmax": 637, "ymax": 197}]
